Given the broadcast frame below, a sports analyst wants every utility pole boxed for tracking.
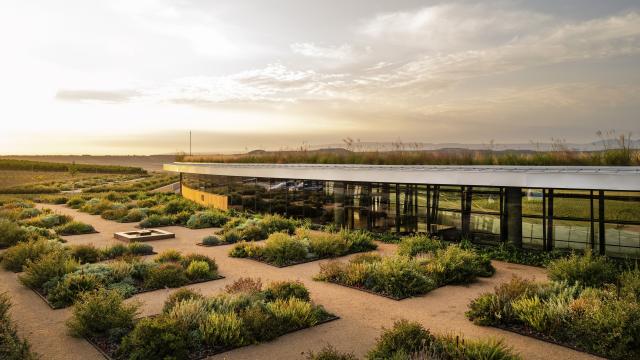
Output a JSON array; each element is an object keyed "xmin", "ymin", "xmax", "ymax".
[{"xmin": 189, "ymin": 131, "xmax": 192, "ymax": 156}]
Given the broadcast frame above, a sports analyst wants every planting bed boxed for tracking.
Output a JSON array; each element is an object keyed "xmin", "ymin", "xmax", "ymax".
[
  {"xmin": 229, "ymin": 228, "xmax": 378, "ymax": 267},
  {"xmin": 114, "ymin": 229, "xmax": 175, "ymax": 242}
]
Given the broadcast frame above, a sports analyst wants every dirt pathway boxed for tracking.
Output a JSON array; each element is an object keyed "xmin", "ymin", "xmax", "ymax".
[{"xmin": 0, "ymin": 204, "xmax": 602, "ymax": 360}]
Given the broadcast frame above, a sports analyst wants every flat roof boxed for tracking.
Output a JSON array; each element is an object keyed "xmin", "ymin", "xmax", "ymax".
[{"xmin": 164, "ymin": 162, "xmax": 640, "ymax": 191}]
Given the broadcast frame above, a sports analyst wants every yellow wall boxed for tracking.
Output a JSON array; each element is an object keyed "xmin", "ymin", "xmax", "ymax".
[{"xmin": 181, "ymin": 184, "xmax": 228, "ymax": 211}]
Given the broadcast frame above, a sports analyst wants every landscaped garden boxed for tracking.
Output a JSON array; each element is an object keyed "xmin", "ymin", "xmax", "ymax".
[
  {"xmin": 229, "ymin": 228, "xmax": 378, "ymax": 267},
  {"xmin": 18, "ymin": 249, "xmax": 222, "ymax": 309},
  {"xmin": 68, "ymin": 278, "xmax": 336, "ymax": 359},
  {"xmin": 0, "ymin": 291, "xmax": 39, "ymax": 359},
  {"xmin": 306, "ymin": 319, "xmax": 521, "ymax": 360},
  {"xmin": 315, "ymin": 235, "xmax": 494, "ymax": 299},
  {"xmin": 466, "ymin": 251, "xmax": 640, "ymax": 359}
]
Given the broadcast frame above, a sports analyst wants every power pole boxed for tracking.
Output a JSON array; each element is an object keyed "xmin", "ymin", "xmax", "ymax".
[{"xmin": 189, "ymin": 131, "xmax": 192, "ymax": 156}]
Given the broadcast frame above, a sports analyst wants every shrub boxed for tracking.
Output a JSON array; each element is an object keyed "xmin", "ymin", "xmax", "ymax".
[
  {"xmin": 264, "ymin": 280, "xmax": 310, "ymax": 302},
  {"xmin": 163, "ymin": 288, "xmax": 204, "ymax": 313},
  {"xmin": 221, "ymin": 229, "xmax": 241, "ymax": 243},
  {"xmin": 101, "ymin": 244, "xmax": 128, "ymax": 259},
  {"xmin": 155, "ymin": 249, "xmax": 182, "ymax": 263},
  {"xmin": 199, "ymin": 312, "xmax": 246, "ymax": 348},
  {"xmin": 425, "ymin": 245, "xmax": 495, "ymax": 285},
  {"xmin": 0, "ymin": 219, "xmax": 27, "ymax": 248},
  {"xmin": 180, "ymin": 253, "xmax": 218, "ymax": 274},
  {"xmin": 202, "ymin": 235, "xmax": 221, "ymax": 246},
  {"xmin": 139, "ymin": 214, "xmax": 173, "ymax": 228},
  {"xmin": 305, "ymin": 345, "xmax": 357, "ymax": 360},
  {"xmin": 239, "ymin": 302, "xmax": 279, "ymax": 341},
  {"xmin": 47, "ymin": 272, "xmax": 103, "ymax": 308},
  {"xmin": 240, "ymin": 224, "xmax": 267, "ymax": 241},
  {"xmin": 260, "ymin": 214, "xmax": 297, "ymax": 235},
  {"xmin": 397, "ymin": 235, "xmax": 442, "ymax": 257},
  {"xmin": 266, "ymin": 297, "xmax": 319, "ymax": 330},
  {"xmin": 367, "ymin": 320, "xmax": 433, "ymax": 360},
  {"xmin": 547, "ymin": 250, "xmax": 617, "ymax": 288},
  {"xmin": 80, "ymin": 198, "xmax": 113, "ymax": 215},
  {"xmin": 428, "ymin": 335, "xmax": 520, "ymax": 360},
  {"xmin": 126, "ymin": 242, "xmax": 154, "ymax": 256},
  {"xmin": 342, "ymin": 230, "xmax": 377, "ymax": 253},
  {"xmin": 67, "ymin": 288, "xmax": 139, "ymax": 338},
  {"xmin": 185, "ymin": 261, "xmax": 212, "ymax": 281},
  {"xmin": 621, "ymin": 268, "xmax": 640, "ymax": 300},
  {"xmin": 24, "ymin": 213, "xmax": 72, "ymax": 228},
  {"xmin": 307, "ymin": 232, "xmax": 348, "ymax": 258},
  {"xmin": 119, "ymin": 316, "xmax": 189, "ymax": 360},
  {"xmin": 225, "ymin": 277, "xmax": 263, "ymax": 295},
  {"xmin": 69, "ymin": 244, "xmax": 101, "ymax": 263},
  {"xmin": 350, "ymin": 253, "xmax": 382, "ymax": 264},
  {"xmin": 186, "ymin": 210, "xmax": 228, "ymax": 229},
  {"xmin": 229, "ymin": 241, "xmax": 263, "ymax": 258},
  {"xmin": 144, "ymin": 263, "xmax": 189, "ymax": 289},
  {"xmin": 121, "ymin": 208, "xmax": 147, "ymax": 223},
  {"xmin": 0, "ymin": 238, "xmax": 57, "ymax": 272},
  {"xmin": 66, "ymin": 197, "xmax": 85, "ymax": 209},
  {"xmin": 101, "ymin": 207, "xmax": 128, "ymax": 221},
  {"xmin": 18, "ymin": 208, "xmax": 40, "ymax": 220},
  {"xmin": 19, "ymin": 249, "xmax": 79, "ymax": 290},
  {"xmin": 0, "ymin": 292, "xmax": 38, "ymax": 360},
  {"xmin": 262, "ymin": 232, "xmax": 308, "ymax": 265},
  {"xmin": 55, "ymin": 221, "xmax": 95, "ymax": 235}
]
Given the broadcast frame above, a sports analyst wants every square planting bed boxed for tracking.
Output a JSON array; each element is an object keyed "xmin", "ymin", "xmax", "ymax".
[{"xmin": 114, "ymin": 229, "xmax": 175, "ymax": 242}]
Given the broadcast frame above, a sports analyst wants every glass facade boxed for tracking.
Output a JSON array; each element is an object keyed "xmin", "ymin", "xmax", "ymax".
[{"xmin": 181, "ymin": 173, "xmax": 640, "ymax": 258}]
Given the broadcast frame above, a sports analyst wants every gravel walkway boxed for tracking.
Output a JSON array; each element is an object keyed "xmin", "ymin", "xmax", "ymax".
[{"xmin": 0, "ymin": 204, "xmax": 602, "ymax": 360}]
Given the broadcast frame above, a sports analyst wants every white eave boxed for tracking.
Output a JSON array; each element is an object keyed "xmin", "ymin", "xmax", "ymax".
[{"xmin": 163, "ymin": 162, "xmax": 640, "ymax": 191}]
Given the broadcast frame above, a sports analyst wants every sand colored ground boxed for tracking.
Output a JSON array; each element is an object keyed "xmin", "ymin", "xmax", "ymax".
[{"xmin": 0, "ymin": 204, "xmax": 602, "ymax": 360}]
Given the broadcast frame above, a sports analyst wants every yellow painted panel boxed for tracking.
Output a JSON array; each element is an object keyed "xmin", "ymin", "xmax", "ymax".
[{"xmin": 181, "ymin": 184, "xmax": 228, "ymax": 211}]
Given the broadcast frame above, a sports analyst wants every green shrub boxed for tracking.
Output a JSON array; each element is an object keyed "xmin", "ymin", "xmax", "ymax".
[
  {"xmin": 120, "ymin": 208, "xmax": 147, "ymax": 223},
  {"xmin": 0, "ymin": 292, "xmax": 38, "ymax": 360},
  {"xmin": 425, "ymin": 245, "xmax": 495, "ymax": 285},
  {"xmin": 139, "ymin": 214, "xmax": 173, "ymax": 228},
  {"xmin": 367, "ymin": 320, "xmax": 433, "ymax": 360},
  {"xmin": 199, "ymin": 312, "xmax": 246, "ymax": 348},
  {"xmin": 306, "ymin": 231, "xmax": 348, "ymax": 258},
  {"xmin": 621, "ymin": 268, "xmax": 640, "ymax": 300},
  {"xmin": 180, "ymin": 253, "xmax": 218, "ymax": 275},
  {"xmin": 547, "ymin": 250, "xmax": 618, "ymax": 288},
  {"xmin": 80, "ymin": 198, "xmax": 113, "ymax": 215},
  {"xmin": 67, "ymin": 288, "xmax": 140, "ymax": 339},
  {"xmin": 162, "ymin": 288, "xmax": 204, "ymax": 313},
  {"xmin": 0, "ymin": 219, "xmax": 28, "ymax": 248},
  {"xmin": 260, "ymin": 214, "xmax": 297, "ymax": 235},
  {"xmin": 350, "ymin": 253, "xmax": 382, "ymax": 264},
  {"xmin": 24, "ymin": 213, "xmax": 72, "ymax": 228},
  {"xmin": 266, "ymin": 297, "xmax": 319, "ymax": 330},
  {"xmin": 155, "ymin": 249, "xmax": 182, "ymax": 263},
  {"xmin": 264, "ymin": 280, "xmax": 310, "ymax": 302},
  {"xmin": 18, "ymin": 208, "xmax": 41, "ymax": 220},
  {"xmin": 202, "ymin": 235, "xmax": 221, "ymax": 246},
  {"xmin": 19, "ymin": 249, "xmax": 79, "ymax": 290},
  {"xmin": 144, "ymin": 263, "xmax": 189, "ymax": 289},
  {"xmin": 0, "ymin": 238, "xmax": 57, "ymax": 272},
  {"xmin": 342, "ymin": 229, "xmax": 377, "ymax": 253},
  {"xmin": 126, "ymin": 243, "xmax": 154, "ymax": 256},
  {"xmin": 185, "ymin": 261, "xmax": 212, "ymax": 281},
  {"xmin": 186, "ymin": 209, "xmax": 228, "ymax": 229},
  {"xmin": 101, "ymin": 207, "xmax": 128, "ymax": 221},
  {"xmin": 397, "ymin": 235, "xmax": 442, "ymax": 257},
  {"xmin": 225, "ymin": 277, "xmax": 263, "ymax": 295},
  {"xmin": 262, "ymin": 232, "xmax": 308, "ymax": 265},
  {"xmin": 66, "ymin": 197, "xmax": 85, "ymax": 209},
  {"xmin": 428, "ymin": 334, "xmax": 520, "ymax": 360},
  {"xmin": 55, "ymin": 221, "xmax": 95, "ymax": 235},
  {"xmin": 47, "ymin": 272, "xmax": 103, "ymax": 308},
  {"xmin": 100, "ymin": 244, "xmax": 128, "ymax": 259},
  {"xmin": 69, "ymin": 244, "xmax": 101, "ymax": 263},
  {"xmin": 240, "ymin": 224, "xmax": 267, "ymax": 241},
  {"xmin": 229, "ymin": 241, "xmax": 264, "ymax": 258},
  {"xmin": 239, "ymin": 302, "xmax": 279, "ymax": 341},
  {"xmin": 305, "ymin": 345, "xmax": 357, "ymax": 360},
  {"xmin": 119, "ymin": 316, "xmax": 189, "ymax": 360},
  {"xmin": 221, "ymin": 229, "xmax": 241, "ymax": 243}
]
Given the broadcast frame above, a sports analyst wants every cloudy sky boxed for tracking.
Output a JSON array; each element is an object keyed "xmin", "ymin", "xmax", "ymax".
[{"xmin": 1, "ymin": 0, "xmax": 639, "ymax": 154}]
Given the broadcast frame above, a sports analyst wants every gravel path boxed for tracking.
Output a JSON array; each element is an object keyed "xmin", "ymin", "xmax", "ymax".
[{"xmin": 0, "ymin": 204, "xmax": 601, "ymax": 360}]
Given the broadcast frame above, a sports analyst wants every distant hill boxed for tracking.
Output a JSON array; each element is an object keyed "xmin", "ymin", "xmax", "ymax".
[{"xmin": 0, "ymin": 155, "xmax": 175, "ymax": 172}]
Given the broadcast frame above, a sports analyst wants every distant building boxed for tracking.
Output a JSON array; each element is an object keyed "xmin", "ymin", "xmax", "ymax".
[{"xmin": 165, "ymin": 163, "xmax": 640, "ymax": 258}]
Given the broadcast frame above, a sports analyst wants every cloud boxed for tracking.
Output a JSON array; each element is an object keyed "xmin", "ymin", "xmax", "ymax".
[
  {"xmin": 55, "ymin": 90, "xmax": 139, "ymax": 103},
  {"xmin": 290, "ymin": 42, "xmax": 355, "ymax": 60}
]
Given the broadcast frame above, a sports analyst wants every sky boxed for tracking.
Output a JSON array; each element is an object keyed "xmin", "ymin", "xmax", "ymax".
[{"xmin": 1, "ymin": 0, "xmax": 640, "ymax": 155}]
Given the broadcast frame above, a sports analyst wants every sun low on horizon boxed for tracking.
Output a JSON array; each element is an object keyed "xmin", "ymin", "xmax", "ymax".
[{"xmin": 1, "ymin": 0, "xmax": 639, "ymax": 155}]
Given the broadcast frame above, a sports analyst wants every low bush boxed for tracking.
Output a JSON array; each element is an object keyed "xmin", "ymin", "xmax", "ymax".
[
  {"xmin": 156, "ymin": 249, "xmax": 182, "ymax": 263},
  {"xmin": 120, "ymin": 208, "xmax": 147, "ymax": 223},
  {"xmin": 0, "ymin": 292, "xmax": 39, "ymax": 360},
  {"xmin": 139, "ymin": 214, "xmax": 173, "ymax": 228},
  {"xmin": 79, "ymin": 198, "xmax": 114, "ymax": 215},
  {"xmin": 0, "ymin": 238, "xmax": 58, "ymax": 272},
  {"xmin": 240, "ymin": 224, "xmax": 267, "ymax": 241},
  {"xmin": 143, "ymin": 263, "xmax": 189, "ymax": 289},
  {"xmin": 67, "ymin": 288, "xmax": 140, "ymax": 339},
  {"xmin": 23, "ymin": 213, "xmax": 72, "ymax": 228},
  {"xmin": 220, "ymin": 229, "xmax": 241, "ymax": 243},
  {"xmin": 465, "ymin": 241, "xmax": 566, "ymax": 267},
  {"xmin": 202, "ymin": 235, "xmax": 221, "ymax": 246},
  {"xmin": 185, "ymin": 260, "xmax": 212, "ymax": 281},
  {"xmin": 397, "ymin": 235, "xmax": 443, "ymax": 257},
  {"xmin": 69, "ymin": 244, "xmax": 101, "ymax": 264},
  {"xmin": 264, "ymin": 280, "xmax": 310, "ymax": 302},
  {"xmin": 126, "ymin": 242, "xmax": 154, "ymax": 256},
  {"xmin": 229, "ymin": 241, "xmax": 264, "ymax": 258},
  {"xmin": 95, "ymin": 279, "xmax": 333, "ymax": 359},
  {"xmin": 225, "ymin": 277, "xmax": 263, "ymax": 295},
  {"xmin": 547, "ymin": 250, "xmax": 618, "ymax": 288},
  {"xmin": 262, "ymin": 232, "xmax": 309, "ymax": 265},
  {"xmin": 466, "ymin": 276, "xmax": 639, "ymax": 359},
  {"xmin": 19, "ymin": 249, "xmax": 79, "ymax": 290},
  {"xmin": 367, "ymin": 319, "xmax": 433, "ymax": 359},
  {"xmin": 425, "ymin": 245, "xmax": 495, "ymax": 285},
  {"xmin": 259, "ymin": 214, "xmax": 298, "ymax": 235},
  {"xmin": 305, "ymin": 345, "xmax": 357, "ymax": 360},
  {"xmin": 186, "ymin": 209, "xmax": 228, "ymax": 229},
  {"xmin": 66, "ymin": 197, "xmax": 85, "ymax": 209},
  {"xmin": 55, "ymin": 221, "xmax": 95, "ymax": 235},
  {"xmin": 0, "ymin": 219, "xmax": 28, "ymax": 248}
]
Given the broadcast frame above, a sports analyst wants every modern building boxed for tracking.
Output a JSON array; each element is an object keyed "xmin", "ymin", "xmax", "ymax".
[{"xmin": 164, "ymin": 162, "xmax": 640, "ymax": 258}]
